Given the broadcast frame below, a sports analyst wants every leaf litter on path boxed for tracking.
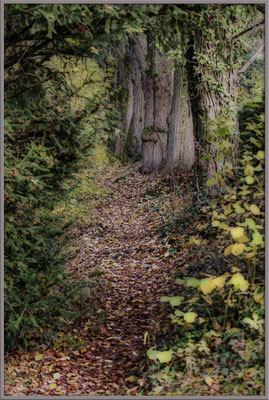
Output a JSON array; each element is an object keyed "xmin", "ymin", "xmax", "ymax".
[{"xmin": 5, "ymin": 165, "xmax": 183, "ymax": 396}]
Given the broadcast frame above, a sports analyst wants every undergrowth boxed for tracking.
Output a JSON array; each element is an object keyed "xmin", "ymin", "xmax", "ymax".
[{"xmin": 144, "ymin": 100, "xmax": 265, "ymax": 396}]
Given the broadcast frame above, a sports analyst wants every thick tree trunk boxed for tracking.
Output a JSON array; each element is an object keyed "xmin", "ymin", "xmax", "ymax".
[
  {"xmin": 117, "ymin": 56, "xmax": 132, "ymax": 156},
  {"xmin": 197, "ymin": 69, "xmax": 240, "ymax": 182},
  {"xmin": 125, "ymin": 43, "xmax": 144, "ymax": 158},
  {"xmin": 139, "ymin": 34, "xmax": 172, "ymax": 173},
  {"xmin": 166, "ymin": 66, "xmax": 195, "ymax": 174},
  {"xmin": 186, "ymin": 36, "xmax": 240, "ymax": 194},
  {"xmin": 197, "ymin": 42, "xmax": 264, "ymax": 182},
  {"xmin": 110, "ymin": 45, "xmax": 134, "ymax": 156}
]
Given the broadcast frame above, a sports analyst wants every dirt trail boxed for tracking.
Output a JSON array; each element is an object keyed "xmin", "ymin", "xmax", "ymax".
[{"xmin": 5, "ymin": 166, "xmax": 179, "ymax": 396}]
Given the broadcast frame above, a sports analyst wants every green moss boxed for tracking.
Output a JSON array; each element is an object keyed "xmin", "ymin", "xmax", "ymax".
[{"xmin": 142, "ymin": 126, "xmax": 154, "ymax": 136}]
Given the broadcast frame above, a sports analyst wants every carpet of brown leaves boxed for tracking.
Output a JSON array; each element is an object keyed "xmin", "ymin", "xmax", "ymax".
[{"xmin": 5, "ymin": 165, "xmax": 183, "ymax": 396}]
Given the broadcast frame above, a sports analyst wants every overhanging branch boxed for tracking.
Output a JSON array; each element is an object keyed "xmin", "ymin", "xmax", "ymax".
[
  {"xmin": 238, "ymin": 42, "xmax": 264, "ymax": 74},
  {"xmin": 230, "ymin": 19, "xmax": 264, "ymax": 41}
]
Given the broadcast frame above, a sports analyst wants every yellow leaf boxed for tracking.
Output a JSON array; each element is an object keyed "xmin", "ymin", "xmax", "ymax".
[
  {"xmin": 213, "ymin": 321, "xmax": 222, "ymax": 330},
  {"xmin": 198, "ymin": 223, "xmax": 208, "ymax": 231},
  {"xmin": 200, "ymin": 278, "xmax": 216, "ymax": 295},
  {"xmin": 253, "ymin": 293, "xmax": 263, "ymax": 303},
  {"xmin": 231, "ymin": 243, "xmax": 246, "ymax": 255},
  {"xmin": 239, "ymin": 280, "xmax": 249, "ymax": 291},
  {"xmin": 244, "ymin": 251, "xmax": 256, "ymax": 259},
  {"xmin": 219, "ymin": 222, "xmax": 229, "ymax": 230},
  {"xmin": 206, "ymin": 178, "xmax": 218, "ymax": 187},
  {"xmin": 204, "ymin": 376, "xmax": 214, "ymax": 386},
  {"xmin": 237, "ymin": 235, "xmax": 249, "ymax": 243},
  {"xmin": 256, "ymin": 150, "xmax": 264, "ymax": 160},
  {"xmin": 156, "ymin": 350, "xmax": 173, "ymax": 363},
  {"xmin": 228, "ymin": 273, "xmax": 244, "ymax": 286},
  {"xmin": 34, "ymin": 354, "xmax": 43, "ymax": 361},
  {"xmin": 224, "ymin": 245, "xmax": 233, "ymax": 256},
  {"xmin": 230, "ymin": 227, "xmax": 245, "ymax": 240},
  {"xmin": 250, "ymin": 204, "xmax": 260, "ymax": 215},
  {"xmin": 212, "ymin": 220, "xmax": 219, "ymax": 227},
  {"xmin": 202, "ymin": 295, "xmax": 213, "ymax": 304},
  {"xmin": 213, "ymin": 273, "xmax": 228, "ymax": 288},
  {"xmin": 228, "ymin": 273, "xmax": 249, "ymax": 291},
  {"xmin": 189, "ymin": 237, "xmax": 201, "ymax": 245},
  {"xmin": 125, "ymin": 376, "xmax": 136, "ymax": 382},
  {"xmin": 188, "ymin": 295, "xmax": 199, "ymax": 305},
  {"xmin": 49, "ymin": 383, "xmax": 57, "ymax": 390},
  {"xmin": 90, "ymin": 46, "xmax": 99, "ymax": 54},
  {"xmin": 183, "ymin": 312, "xmax": 197, "ymax": 323}
]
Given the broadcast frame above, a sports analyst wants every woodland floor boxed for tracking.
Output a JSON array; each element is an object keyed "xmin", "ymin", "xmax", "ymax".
[{"xmin": 5, "ymin": 164, "xmax": 184, "ymax": 396}]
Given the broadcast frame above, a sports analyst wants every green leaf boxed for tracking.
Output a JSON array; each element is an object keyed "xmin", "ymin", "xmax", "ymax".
[
  {"xmin": 218, "ymin": 127, "xmax": 229, "ymax": 136},
  {"xmin": 233, "ymin": 204, "xmax": 245, "ymax": 214},
  {"xmin": 156, "ymin": 350, "xmax": 173, "ymax": 363},
  {"xmin": 160, "ymin": 296, "xmax": 171, "ymax": 303},
  {"xmin": 252, "ymin": 231, "xmax": 263, "ymax": 245},
  {"xmin": 170, "ymin": 296, "xmax": 184, "ymax": 306},
  {"xmin": 206, "ymin": 178, "xmax": 218, "ymax": 187},
  {"xmin": 175, "ymin": 310, "xmax": 184, "ymax": 317},
  {"xmin": 200, "ymin": 154, "xmax": 211, "ymax": 161},
  {"xmin": 186, "ymin": 278, "xmax": 200, "ymax": 288},
  {"xmin": 243, "ymin": 313, "xmax": 263, "ymax": 330},
  {"xmin": 147, "ymin": 349, "xmax": 159, "ymax": 360},
  {"xmin": 245, "ymin": 176, "xmax": 254, "ymax": 184},
  {"xmin": 242, "ymin": 218, "xmax": 256, "ymax": 230},
  {"xmin": 183, "ymin": 312, "xmax": 197, "ymax": 323},
  {"xmin": 175, "ymin": 278, "xmax": 186, "ymax": 285},
  {"xmin": 239, "ymin": 190, "xmax": 252, "ymax": 195},
  {"xmin": 212, "ymin": 220, "xmax": 220, "ymax": 227}
]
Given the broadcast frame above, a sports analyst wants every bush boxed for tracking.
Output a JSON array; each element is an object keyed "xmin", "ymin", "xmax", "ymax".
[
  {"xmin": 4, "ymin": 46, "xmax": 121, "ymax": 350},
  {"xmin": 145, "ymin": 100, "xmax": 265, "ymax": 396}
]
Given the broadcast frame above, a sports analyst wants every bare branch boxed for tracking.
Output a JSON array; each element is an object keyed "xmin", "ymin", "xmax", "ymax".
[
  {"xmin": 230, "ymin": 19, "xmax": 264, "ymax": 41},
  {"xmin": 238, "ymin": 42, "xmax": 264, "ymax": 74}
]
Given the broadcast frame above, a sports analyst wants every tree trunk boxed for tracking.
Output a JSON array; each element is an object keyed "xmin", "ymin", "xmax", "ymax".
[
  {"xmin": 139, "ymin": 34, "xmax": 172, "ymax": 173},
  {"xmin": 166, "ymin": 66, "xmax": 195, "ymax": 174},
  {"xmin": 186, "ymin": 36, "xmax": 240, "ymax": 193},
  {"xmin": 125, "ymin": 43, "xmax": 144, "ymax": 158},
  {"xmin": 196, "ymin": 69, "xmax": 240, "ymax": 182}
]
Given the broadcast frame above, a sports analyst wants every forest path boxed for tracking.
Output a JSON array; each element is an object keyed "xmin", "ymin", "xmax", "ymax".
[{"xmin": 5, "ymin": 164, "xmax": 181, "ymax": 396}]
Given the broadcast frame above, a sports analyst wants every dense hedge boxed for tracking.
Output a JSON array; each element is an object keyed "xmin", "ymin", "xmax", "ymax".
[{"xmin": 4, "ymin": 4, "xmax": 122, "ymax": 349}]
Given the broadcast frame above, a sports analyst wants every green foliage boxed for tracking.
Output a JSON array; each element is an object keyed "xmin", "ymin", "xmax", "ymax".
[
  {"xmin": 146, "ymin": 98, "xmax": 264, "ymax": 395},
  {"xmin": 142, "ymin": 126, "xmax": 154, "ymax": 137},
  {"xmin": 4, "ymin": 4, "xmax": 124, "ymax": 350}
]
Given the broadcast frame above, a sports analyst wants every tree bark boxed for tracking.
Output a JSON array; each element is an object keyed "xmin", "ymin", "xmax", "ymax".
[
  {"xmin": 130, "ymin": 33, "xmax": 172, "ymax": 173},
  {"xmin": 166, "ymin": 66, "xmax": 195, "ymax": 174},
  {"xmin": 110, "ymin": 45, "xmax": 134, "ymax": 156},
  {"xmin": 186, "ymin": 35, "xmax": 240, "ymax": 192},
  {"xmin": 125, "ymin": 41, "xmax": 144, "ymax": 158},
  {"xmin": 197, "ymin": 69, "xmax": 240, "ymax": 183}
]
